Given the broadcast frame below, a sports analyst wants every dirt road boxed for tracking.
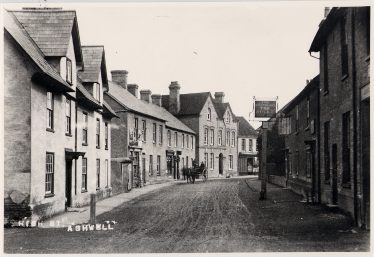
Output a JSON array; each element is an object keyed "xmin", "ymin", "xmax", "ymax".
[{"xmin": 4, "ymin": 178, "xmax": 369, "ymax": 253}]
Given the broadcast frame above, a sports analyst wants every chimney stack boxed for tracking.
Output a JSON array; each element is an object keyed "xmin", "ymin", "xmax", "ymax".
[
  {"xmin": 214, "ymin": 92, "xmax": 225, "ymax": 103},
  {"xmin": 127, "ymin": 84, "xmax": 139, "ymax": 98},
  {"xmin": 140, "ymin": 89, "xmax": 152, "ymax": 103},
  {"xmin": 324, "ymin": 7, "xmax": 330, "ymax": 18},
  {"xmin": 168, "ymin": 81, "xmax": 181, "ymax": 115},
  {"xmin": 306, "ymin": 79, "xmax": 310, "ymax": 85},
  {"xmin": 151, "ymin": 94, "xmax": 162, "ymax": 107},
  {"xmin": 111, "ymin": 70, "xmax": 128, "ymax": 89}
]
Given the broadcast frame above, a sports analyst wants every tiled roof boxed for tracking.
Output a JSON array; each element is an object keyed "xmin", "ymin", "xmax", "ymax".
[
  {"xmin": 4, "ymin": 10, "xmax": 73, "ymax": 93},
  {"xmin": 76, "ymin": 79, "xmax": 101, "ymax": 109},
  {"xmin": 103, "ymin": 100, "xmax": 119, "ymax": 118},
  {"xmin": 78, "ymin": 46, "xmax": 108, "ymax": 85},
  {"xmin": 162, "ymin": 92, "xmax": 211, "ymax": 116},
  {"xmin": 237, "ymin": 116, "xmax": 258, "ymax": 137},
  {"xmin": 11, "ymin": 8, "xmax": 82, "ymax": 61},
  {"xmin": 106, "ymin": 81, "xmax": 195, "ymax": 134},
  {"xmin": 212, "ymin": 101, "xmax": 230, "ymax": 119}
]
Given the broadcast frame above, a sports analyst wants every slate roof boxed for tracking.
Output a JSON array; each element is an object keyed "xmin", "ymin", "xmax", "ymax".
[
  {"xmin": 103, "ymin": 100, "xmax": 119, "ymax": 118},
  {"xmin": 78, "ymin": 46, "xmax": 108, "ymax": 86},
  {"xmin": 76, "ymin": 79, "xmax": 101, "ymax": 110},
  {"xmin": 162, "ymin": 92, "xmax": 211, "ymax": 116},
  {"xmin": 11, "ymin": 8, "xmax": 82, "ymax": 62},
  {"xmin": 237, "ymin": 116, "xmax": 258, "ymax": 137},
  {"xmin": 4, "ymin": 10, "xmax": 73, "ymax": 93},
  {"xmin": 106, "ymin": 81, "xmax": 195, "ymax": 134}
]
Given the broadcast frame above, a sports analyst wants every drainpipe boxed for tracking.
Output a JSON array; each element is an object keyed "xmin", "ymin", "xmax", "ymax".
[
  {"xmin": 74, "ymin": 99, "xmax": 78, "ymax": 196},
  {"xmin": 351, "ymin": 9, "xmax": 358, "ymax": 226},
  {"xmin": 317, "ymin": 80, "xmax": 321, "ymax": 203}
]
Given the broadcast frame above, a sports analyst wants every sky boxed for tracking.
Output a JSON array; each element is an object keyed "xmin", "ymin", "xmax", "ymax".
[
  {"xmin": 4, "ymin": 1, "xmax": 358, "ymax": 128},
  {"xmin": 72, "ymin": 2, "xmax": 326, "ymax": 128}
]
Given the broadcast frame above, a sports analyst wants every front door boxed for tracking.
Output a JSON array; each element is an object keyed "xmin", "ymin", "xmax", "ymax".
[
  {"xmin": 65, "ymin": 160, "xmax": 73, "ymax": 208},
  {"xmin": 361, "ymin": 98, "xmax": 370, "ymax": 228},
  {"xmin": 219, "ymin": 153, "xmax": 223, "ymax": 175},
  {"xmin": 332, "ymin": 144, "xmax": 338, "ymax": 205},
  {"xmin": 247, "ymin": 158, "xmax": 253, "ymax": 174}
]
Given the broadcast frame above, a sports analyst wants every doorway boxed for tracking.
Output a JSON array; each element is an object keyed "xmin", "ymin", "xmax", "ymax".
[
  {"xmin": 361, "ymin": 98, "xmax": 370, "ymax": 227},
  {"xmin": 332, "ymin": 144, "xmax": 338, "ymax": 205},
  {"xmin": 142, "ymin": 157, "xmax": 146, "ymax": 184},
  {"xmin": 219, "ymin": 153, "xmax": 224, "ymax": 175},
  {"xmin": 65, "ymin": 160, "xmax": 73, "ymax": 209},
  {"xmin": 247, "ymin": 158, "xmax": 253, "ymax": 174}
]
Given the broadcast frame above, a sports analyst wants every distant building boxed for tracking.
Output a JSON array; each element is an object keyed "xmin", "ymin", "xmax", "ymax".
[
  {"xmin": 237, "ymin": 117, "xmax": 258, "ymax": 175},
  {"xmin": 4, "ymin": 9, "xmax": 116, "ymax": 222},
  {"xmin": 309, "ymin": 7, "xmax": 370, "ymax": 228},
  {"xmin": 162, "ymin": 88, "xmax": 238, "ymax": 177},
  {"xmin": 104, "ymin": 72, "xmax": 196, "ymax": 195}
]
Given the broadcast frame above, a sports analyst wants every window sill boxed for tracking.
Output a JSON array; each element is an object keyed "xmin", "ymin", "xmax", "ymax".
[
  {"xmin": 45, "ymin": 193, "xmax": 55, "ymax": 198},
  {"xmin": 82, "ymin": 143, "xmax": 88, "ymax": 146},
  {"xmin": 323, "ymin": 90, "xmax": 329, "ymax": 96},
  {"xmin": 46, "ymin": 128, "xmax": 55, "ymax": 133},
  {"xmin": 96, "ymin": 188, "xmax": 100, "ymax": 191},
  {"xmin": 105, "ymin": 147, "xmax": 108, "ymax": 150},
  {"xmin": 65, "ymin": 133, "xmax": 73, "ymax": 137},
  {"xmin": 96, "ymin": 146, "xmax": 101, "ymax": 149},
  {"xmin": 341, "ymin": 74, "xmax": 349, "ymax": 82},
  {"xmin": 81, "ymin": 190, "xmax": 88, "ymax": 193}
]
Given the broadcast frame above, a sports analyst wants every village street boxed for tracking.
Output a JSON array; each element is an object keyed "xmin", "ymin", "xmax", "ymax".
[{"xmin": 4, "ymin": 177, "xmax": 369, "ymax": 253}]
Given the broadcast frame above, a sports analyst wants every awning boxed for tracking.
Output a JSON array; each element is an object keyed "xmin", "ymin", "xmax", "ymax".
[{"xmin": 65, "ymin": 148, "xmax": 85, "ymax": 160}]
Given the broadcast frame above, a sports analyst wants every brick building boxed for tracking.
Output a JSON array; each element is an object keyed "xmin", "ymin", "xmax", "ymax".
[
  {"xmin": 237, "ymin": 117, "xmax": 258, "ymax": 175},
  {"xmin": 162, "ymin": 88, "xmax": 238, "ymax": 177},
  {"xmin": 282, "ymin": 76, "xmax": 320, "ymax": 201},
  {"xmin": 309, "ymin": 7, "xmax": 370, "ymax": 227},
  {"xmin": 104, "ymin": 72, "xmax": 196, "ymax": 195},
  {"xmin": 4, "ymin": 9, "xmax": 116, "ymax": 222}
]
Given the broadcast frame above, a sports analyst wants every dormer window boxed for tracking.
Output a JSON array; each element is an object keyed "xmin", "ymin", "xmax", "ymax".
[
  {"xmin": 66, "ymin": 58, "xmax": 72, "ymax": 85},
  {"xmin": 226, "ymin": 112, "xmax": 231, "ymax": 123},
  {"xmin": 207, "ymin": 108, "xmax": 211, "ymax": 120},
  {"xmin": 95, "ymin": 83, "xmax": 101, "ymax": 102}
]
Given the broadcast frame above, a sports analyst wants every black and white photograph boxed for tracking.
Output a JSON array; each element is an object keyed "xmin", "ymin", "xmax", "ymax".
[{"xmin": 1, "ymin": 0, "xmax": 372, "ymax": 254}]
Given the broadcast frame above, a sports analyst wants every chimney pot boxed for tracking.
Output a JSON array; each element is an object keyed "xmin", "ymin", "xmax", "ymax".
[
  {"xmin": 151, "ymin": 94, "xmax": 162, "ymax": 107},
  {"xmin": 168, "ymin": 81, "xmax": 181, "ymax": 114},
  {"xmin": 324, "ymin": 7, "xmax": 330, "ymax": 18},
  {"xmin": 127, "ymin": 84, "xmax": 139, "ymax": 98},
  {"xmin": 140, "ymin": 89, "xmax": 152, "ymax": 103},
  {"xmin": 214, "ymin": 92, "xmax": 225, "ymax": 103},
  {"xmin": 111, "ymin": 70, "xmax": 128, "ymax": 89}
]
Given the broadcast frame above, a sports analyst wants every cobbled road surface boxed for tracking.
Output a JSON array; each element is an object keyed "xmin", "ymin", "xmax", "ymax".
[{"xmin": 4, "ymin": 178, "xmax": 370, "ymax": 253}]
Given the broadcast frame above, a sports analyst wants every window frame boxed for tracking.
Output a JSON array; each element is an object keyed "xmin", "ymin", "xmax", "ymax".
[
  {"xmin": 159, "ymin": 125, "xmax": 163, "ymax": 145},
  {"xmin": 45, "ymin": 152, "xmax": 55, "ymax": 196},
  {"xmin": 231, "ymin": 131, "xmax": 236, "ymax": 147},
  {"xmin": 142, "ymin": 120, "xmax": 147, "ymax": 142},
  {"xmin": 46, "ymin": 91, "xmax": 54, "ymax": 131},
  {"xmin": 204, "ymin": 128, "xmax": 208, "ymax": 145},
  {"xmin": 167, "ymin": 130, "xmax": 171, "ymax": 147},
  {"xmin": 157, "ymin": 155, "xmax": 161, "ymax": 176},
  {"xmin": 153, "ymin": 123, "xmax": 157, "ymax": 144},
  {"xmin": 82, "ymin": 112, "xmax": 88, "ymax": 145},
  {"xmin": 210, "ymin": 153, "xmax": 214, "ymax": 170},
  {"xmin": 229, "ymin": 155, "xmax": 233, "ymax": 170},
  {"xmin": 96, "ymin": 118, "xmax": 100, "ymax": 149},
  {"xmin": 207, "ymin": 108, "xmax": 211, "ymax": 121},
  {"xmin": 96, "ymin": 159, "xmax": 100, "ymax": 189},
  {"xmin": 65, "ymin": 98, "xmax": 71, "ymax": 135},
  {"xmin": 105, "ymin": 122, "xmax": 109, "ymax": 150},
  {"xmin": 174, "ymin": 131, "xmax": 178, "ymax": 147},
  {"xmin": 66, "ymin": 58, "xmax": 73, "ymax": 85},
  {"xmin": 210, "ymin": 129, "xmax": 214, "ymax": 146},
  {"xmin": 82, "ymin": 157, "xmax": 87, "ymax": 192}
]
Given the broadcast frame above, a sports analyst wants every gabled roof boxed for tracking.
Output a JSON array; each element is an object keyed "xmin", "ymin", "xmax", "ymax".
[
  {"xmin": 11, "ymin": 8, "xmax": 83, "ymax": 64},
  {"xmin": 283, "ymin": 75, "xmax": 320, "ymax": 113},
  {"xmin": 212, "ymin": 100, "xmax": 237, "ymax": 121},
  {"xmin": 4, "ymin": 10, "xmax": 73, "ymax": 93},
  {"xmin": 237, "ymin": 116, "xmax": 258, "ymax": 137},
  {"xmin": 106, "ymin": 82, "xmax": 195, "ymax": 134},
  {"xmin": 309, "ymin": 7, "xmax": 344, "ymax": 52},
  {"xmin": 78, "ymin": 46, "xmax": 108, "ymax": 87},
  {"xmin": 162, "ymin": 92, "xmax": 211, "ymax": 116}
]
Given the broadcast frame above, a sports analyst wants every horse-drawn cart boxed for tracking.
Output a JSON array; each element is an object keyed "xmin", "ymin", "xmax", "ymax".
[{"xmin": 185, "ymin": 166, "xmax": 207, "ymax": 184}]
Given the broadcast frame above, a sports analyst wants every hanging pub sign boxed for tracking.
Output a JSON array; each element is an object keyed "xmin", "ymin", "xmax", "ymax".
[{"xmin": 254, "ymin": 100, "xmax": 277, "ymax": 118}]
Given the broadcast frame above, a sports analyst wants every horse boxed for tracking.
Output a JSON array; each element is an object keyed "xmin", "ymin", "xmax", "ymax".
[{"xmin": 185, "ymin": 167, "xmax": 195, "ymax": 184}]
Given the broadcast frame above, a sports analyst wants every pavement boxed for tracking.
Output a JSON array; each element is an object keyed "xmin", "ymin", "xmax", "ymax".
[{"xmin": 40, "ymin": 179, "xmax": 182, "ymax": 228}]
